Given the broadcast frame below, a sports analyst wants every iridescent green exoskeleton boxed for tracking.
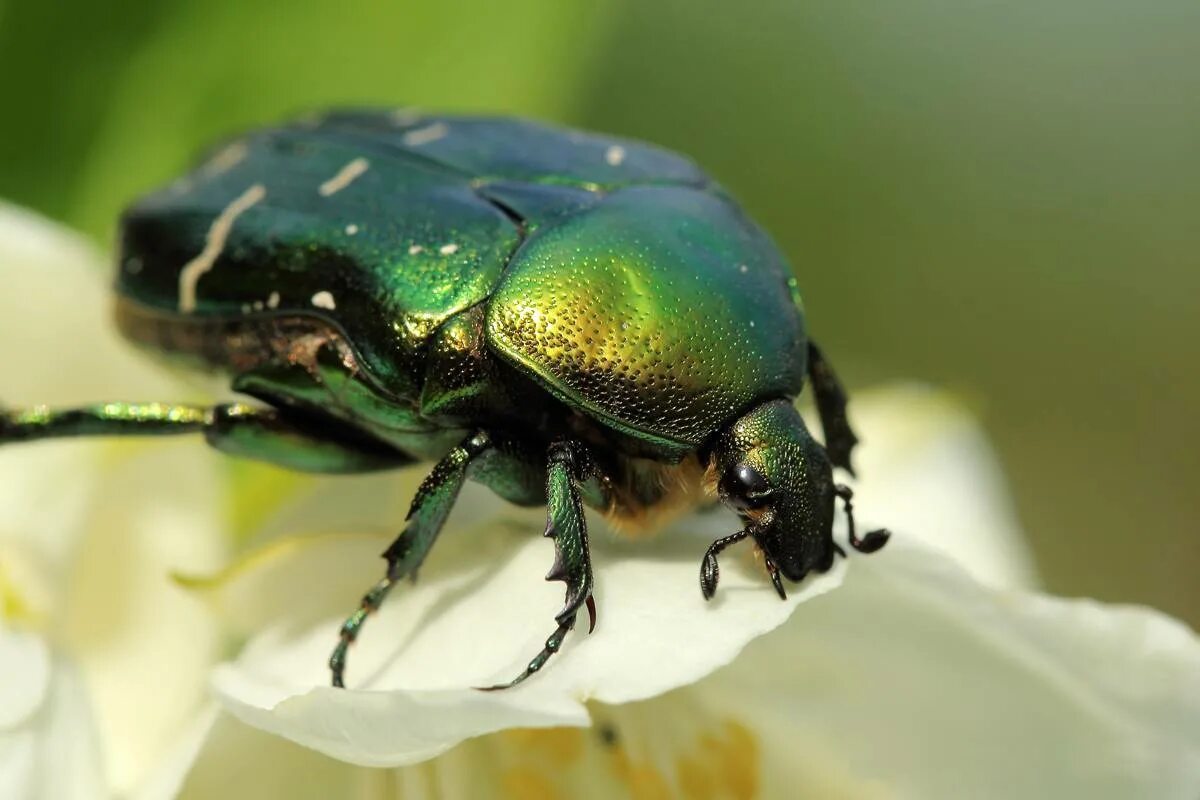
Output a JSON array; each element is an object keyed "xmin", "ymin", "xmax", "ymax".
[{"xmin": 0, "ymin": 110, "xmax": 888, "ymax": 688}]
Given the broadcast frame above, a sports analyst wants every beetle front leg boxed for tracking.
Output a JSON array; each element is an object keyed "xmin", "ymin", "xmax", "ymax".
[
  {"xmin": 330, "ymin": 430, "xmax": 492, "ymax": 688},
  {"xmin": 481, "ymin": 440, "xmax": 598, "ymax": 691},
  {"xmin": 807, "ymin": 340, "xmax": 859, "ymax": 475}
]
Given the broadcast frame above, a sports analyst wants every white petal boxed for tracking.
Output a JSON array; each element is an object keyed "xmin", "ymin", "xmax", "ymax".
[
  {"xmin": 0, "ymin": 444, "xmax": 106, "ymax": 614},
  {"xmin": 0, "ymin": 628, "xmax": 106, "ymax": 800},
  {"xmin": 839, "ymin": 385, "xmax": 1038, "ymax": 589},
  {"xmin": 0, "ymin": 202, "xmax": 197, "ymax": 602},
  {"xmin": 152, "ymin": 533, "xmax": 1200, "ymax": 800},
  {"xmin": 0, "ymin": 441, "xmax": 230, "ymax": 796},
  {"xmin": 174, "ymin": 465, "xmax": 454, "ymax": 637},
  {"xmin": 0, "ymin": 201, "xmax": 187, "ymax": 403},
  {"xmin": 131, "ymin": 706, "xmax": 220, "ymax": 800},
  {"xmin": 0, "ymin": 629, "xmax": 50, "ymax": 729},
  {"xmin": 156, "ymin": 713, "xmax": 368, "ymax": 800},
  {"xmin": 207, "ymin": 490, "xmax": 843, "ymax": 766},
  {"xmin": 60, "ymin": 443, "xmax": 227, "ymax": 794},
  {"xmin": 162, "ymin": 703, "xmax": 757, "ymax": 800},
  {"xmin": 0, "ymin": 205, "xmax": 231, "ymax": 792},
  {"xmin": 0, "ymin": 203, "xmax": 97, "ymax": 268},
  {"xmin": 699, "ymin": 536, "xmax": 1200, "ymax": 799}
]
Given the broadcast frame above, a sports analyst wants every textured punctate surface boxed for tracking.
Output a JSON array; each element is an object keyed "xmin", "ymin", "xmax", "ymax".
[
  {"xmin": 118, "ymin": 111, "xmax": 711, "ymax": 398},
  {"xmin": 487, "ymin": 186, "xmax": 807, "ymax": 448},
  {"xmin": 313, "ymin": 110, "xmax": 709, "ymax": 190}
]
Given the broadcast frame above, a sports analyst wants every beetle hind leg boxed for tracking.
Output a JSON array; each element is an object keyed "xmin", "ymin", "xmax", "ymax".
[
  {"xmin": 0, "ymin": 401, "xmax": 408, "ymax": 474},
  {"xmin": 807, "ymin": 341, "xmax": 859, "ymax": 475},
  {"xmin": 1, "ymin": 401, "xmax": 210, "ymax": 442},
  {"xmin": 481, "ymin": 440, "xmax": 597, "ymax": 691}
]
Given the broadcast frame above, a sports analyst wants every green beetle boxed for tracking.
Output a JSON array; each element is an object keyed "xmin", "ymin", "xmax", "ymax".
[{"xmin": 0, "ymin": 110, "xmax": 888, "ymax": 688}]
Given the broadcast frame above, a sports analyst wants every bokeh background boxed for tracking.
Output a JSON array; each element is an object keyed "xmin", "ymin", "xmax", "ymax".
[{"xmin": 1, "ymin": 0, "xmax": 1196, "ymax": 626}]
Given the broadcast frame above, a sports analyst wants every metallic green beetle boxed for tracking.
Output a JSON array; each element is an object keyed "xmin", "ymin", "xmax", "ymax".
[{"xmin": 0, "ymin": 110, "xmax": 888, "ymax": 689}]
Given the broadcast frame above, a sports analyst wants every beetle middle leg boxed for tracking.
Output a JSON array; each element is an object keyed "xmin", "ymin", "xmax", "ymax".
[
  {"xmin": 481, "ymin": 439, "xmax": 604, "ymax": 691},
  {"xmin": 807, "ymin": 340, "xmax": 859, "ymax": 475},
  {"xmin": 329, "ymin": 429, "xmax": 493, "ymax": 688}
]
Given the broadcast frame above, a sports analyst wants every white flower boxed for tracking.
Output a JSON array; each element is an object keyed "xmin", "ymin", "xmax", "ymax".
[
  {"xmin": 2, "ymin": 202, "xmax": 1198, "ymax": 799},
  {"xmin": 0, "ymin": 627, "xmax": 104, "ymax": 800},
  {"xmin": 0, "ymin": 204, "xmax": 228, "ymax": 798}
]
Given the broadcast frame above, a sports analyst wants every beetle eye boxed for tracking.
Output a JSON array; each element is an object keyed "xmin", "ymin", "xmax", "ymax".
[{"xmin": 721, "ymin": 463, "xmax": 773, "ymax": 508}]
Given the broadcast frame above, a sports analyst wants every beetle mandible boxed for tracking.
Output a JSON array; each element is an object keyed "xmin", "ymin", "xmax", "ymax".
[{"xmin": 0, "ymin": 110, "xmax": 889, "ymax": 688}]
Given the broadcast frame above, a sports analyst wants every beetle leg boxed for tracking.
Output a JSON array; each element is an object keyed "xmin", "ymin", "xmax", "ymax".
[
  {"xmin": 0, "ymin": 401, "xmax": 407, "ymax": 473},
  {"xmin": 834, "ymin": 484, "xmax": 891, "ymax": 554},
  {"xmin": 0, "ymin": 401, "xmax": 210, "ymax": 441},
  {"xmin": 700, "ymin": 528, "xmax": 753, "ymax": 600},
  {"xmin": 480, "ymin": 440, "xmax": 596, "ymax": 691},
  {"xmin": 330, "ymin": 430, "xmax": 491, "ymax": 688},
  {"xmin": 807, "ymin": 341, "xmax": 859, "ymax": 475},
  {"xmin": 764, "ymin": 555, "xmax": 788, "ymax": 600},
  {"xmin": 204, "ymin": 404, "xmax": 409, "ymax": 472}
]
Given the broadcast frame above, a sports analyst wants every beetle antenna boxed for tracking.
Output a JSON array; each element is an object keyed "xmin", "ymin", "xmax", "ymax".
[
  {"xmin": 834, "ymin": 485, "xmax": 890, "ymax": 554},
  {"xmin": 700, "ymin": 528, "xmax": 752, "ymax": 600}
]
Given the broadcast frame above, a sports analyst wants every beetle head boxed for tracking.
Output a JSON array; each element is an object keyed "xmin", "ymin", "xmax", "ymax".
[{"xmin": 702, "ymin": 399, "xmax": 888, "ymax": 599}]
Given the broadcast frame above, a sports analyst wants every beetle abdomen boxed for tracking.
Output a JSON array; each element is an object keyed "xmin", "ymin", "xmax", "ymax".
[{"xmin": 113, "ymin": 296, "xmax": 341, "ymax": 377}]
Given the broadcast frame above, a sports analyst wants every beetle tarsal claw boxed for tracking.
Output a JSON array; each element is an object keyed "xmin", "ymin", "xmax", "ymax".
[
  {"xmin": 700, "ymin": 552, "xmax": 720, "ymax": 600},
  {"xmin": 852, "ymin": 528, "xmax": 891, "ymax": 553},
  {"xmin": 764, "ymin": 557, "xmax": 787, "ymax": 600},
  {"xmin": 475, "ymin": 617, "xmax": 575, "ymax": 692},
  {"xmin": 699, "ymin": 528, "xmax": 752, "ymax": 600},
  {"xmin": 585, "ymin": 595, "xmax": 597, "ymax": 633},
  {"xmin": 835, "ymin": 483, "xmax": 892, "ymax": 555}
]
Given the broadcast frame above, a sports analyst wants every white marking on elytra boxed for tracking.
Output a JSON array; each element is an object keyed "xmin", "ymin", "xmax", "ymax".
[
  {"xmin": 177, "ymin": 183, "xmax": 266, "ymax": 313},
  {"xmin": 605, "ymin": 145, "xmax": 626, "ymax": 166},
  {"xmin": 319, "ymin": 157, "xmax": 370, "ymax": 197},
  {"xmin": 408, "ymin": 244, "xmax": 424, "ymax": 255},
  {"xmin": 390, "ymin": 107, "xmax": 424, "ymax": 126},
  {"xmin": 267, "ymin": 291, "xmax": 281, "ymax": 309},
  {"xmin": 203, "ymin": 141, "xmax": 249, "ymax": 175},
  {"xmin": 403, "ymin": 122, "xmax": 449, "ymax": 147},
  {"xmin": 738, "ymin": 264, "xmax": 749, "ymax": 274},
  {"xmin": 253, "ymin": 300, "xmax": 264, "ymax": 311},
  {"xmin": 124, "ymin": 256, "xmax": 143, "ymax": 274},
  {"xmin": 439, "ymin": 243, "xmax": 459, "ymax": 255},
  {"xmin": 311, "ymin": 290, "xmax": 337, "ymax": 310},
  {"xmin": 345, "ymin": 223, "xmax": 359, "ymax": 235}
]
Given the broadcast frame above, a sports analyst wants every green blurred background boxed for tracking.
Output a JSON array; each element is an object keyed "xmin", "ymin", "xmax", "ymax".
[{"xmin": 1, "ymin": 0, "xmax": 1196, "ymax": 625}]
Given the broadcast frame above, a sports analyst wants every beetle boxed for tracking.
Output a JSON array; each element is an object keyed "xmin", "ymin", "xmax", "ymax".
[{"xmin": 0, "ymin": 110, "xmax": 888, "ymax": 689}]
